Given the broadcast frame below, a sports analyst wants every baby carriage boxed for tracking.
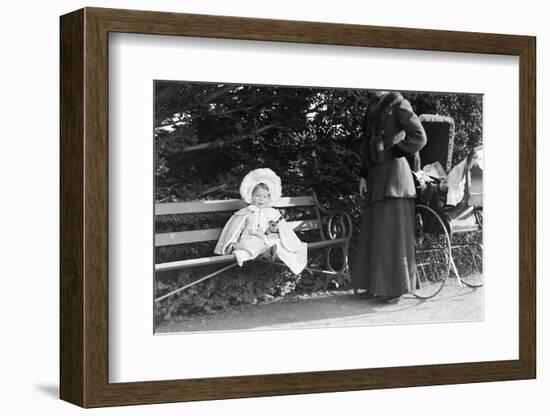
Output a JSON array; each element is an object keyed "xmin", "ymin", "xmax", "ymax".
[{"xmin": 412, "ymin": 115, "xmax": 483, "ymax": 299}]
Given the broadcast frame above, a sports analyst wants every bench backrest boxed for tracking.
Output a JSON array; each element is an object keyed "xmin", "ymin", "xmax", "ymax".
[{"xmin": 155, "ymin": 195, "xmax": 321, "ymax": 247}]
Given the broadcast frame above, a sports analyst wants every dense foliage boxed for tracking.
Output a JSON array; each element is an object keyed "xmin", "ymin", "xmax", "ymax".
[{"xmin": 154, "ymin": 82, "xmax": 483, "ymax": 323}]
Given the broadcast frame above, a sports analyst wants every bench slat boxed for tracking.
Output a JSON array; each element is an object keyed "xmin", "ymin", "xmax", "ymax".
[
  {"xmin": 155, "ymin": 237, "xmax": 348, "ymax": 271},
  {"xmin": 155, "ymin": 196, "xmax": 316, "ymax": 215},
  {"xmin": 156, "ymin": 200, "xmax": 245, "ymax": 215},
  {"xmin": 306, "ymin": 238, "xmax": 348, "ymax": 250},
  {"xmin": 156, "ymin": 254, "xmax": 236, "ymax": 271},
  {"xmin": 155, "ymin": 220, "xmax": 321, "ymax": 246},
  {"xmin": 156, "ymin": 228, "xmax": 221, "ymax": 246}
]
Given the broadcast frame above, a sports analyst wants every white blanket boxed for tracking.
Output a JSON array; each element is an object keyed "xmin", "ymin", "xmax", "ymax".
[
  {"xmin": 441, "ymin": 147, "xmax": 483, "ymax": 206},
  {"xmin": 214, "ymin": 205, "xmax": 307, "ymax": 274}
]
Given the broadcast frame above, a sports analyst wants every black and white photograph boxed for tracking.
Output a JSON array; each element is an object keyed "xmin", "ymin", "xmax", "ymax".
[
  {"xmin": 2, "ymin": 0, "xmax": 545, "ymax": 411},
  {"xmin": 153, "ymin": 81, "xmax": 484, "ymax": 334}
]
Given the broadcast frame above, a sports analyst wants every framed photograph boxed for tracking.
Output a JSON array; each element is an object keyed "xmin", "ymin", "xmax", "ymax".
[{"xmin": 60, "ymin": 7, "xmax": 536, "ymax": 408}]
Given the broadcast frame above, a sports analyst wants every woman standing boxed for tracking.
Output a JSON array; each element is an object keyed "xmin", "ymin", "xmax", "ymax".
[{"xmin": 352, "ymin": 91, "xmax": 427, "ymax": 303}]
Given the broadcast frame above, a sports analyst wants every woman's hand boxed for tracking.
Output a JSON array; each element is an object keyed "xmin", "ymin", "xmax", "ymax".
[{"xmin": 359, "ymin": 177, "xmax": 367, "ymax": 198}]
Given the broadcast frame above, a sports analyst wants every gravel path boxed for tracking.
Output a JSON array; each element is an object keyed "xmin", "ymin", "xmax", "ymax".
[{"xmin": 155, "ymin": 279, "xmax": 483, "ymax": 334}]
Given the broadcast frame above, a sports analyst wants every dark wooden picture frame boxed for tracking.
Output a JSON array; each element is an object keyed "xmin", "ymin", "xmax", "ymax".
[{"xmin": 60, "ymin": 7, "xmax": 536, "ymax": 408}]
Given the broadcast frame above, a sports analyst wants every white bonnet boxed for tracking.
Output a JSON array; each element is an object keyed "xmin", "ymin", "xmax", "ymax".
[{"xmin": 239, "ymin": 168, "xmax": 282, "ymax": 205}]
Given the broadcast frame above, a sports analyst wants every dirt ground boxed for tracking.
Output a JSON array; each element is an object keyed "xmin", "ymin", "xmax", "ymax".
[{"xmin": 155, "ymin": 278, "xmax": 483, "ymax": 334}]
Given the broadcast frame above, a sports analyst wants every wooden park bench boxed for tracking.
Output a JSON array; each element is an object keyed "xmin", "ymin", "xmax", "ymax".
[{"xmin": 155, "ymin": 192, "xmax": 352, "ymax": 302}]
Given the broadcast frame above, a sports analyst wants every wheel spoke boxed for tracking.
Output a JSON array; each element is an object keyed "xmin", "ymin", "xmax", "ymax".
[{"xmin": 414, "ymin": 204, "xmax": 451, "ymax": 299}]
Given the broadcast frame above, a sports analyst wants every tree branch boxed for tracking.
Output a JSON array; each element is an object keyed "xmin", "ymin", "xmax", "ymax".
[
  {"xmin": 181, "ymin": 124, "xmax": 277, "ymax": 153},
  {"xmin": 202, "ymin": 84, "xmax": 240, "ymax": 103}
]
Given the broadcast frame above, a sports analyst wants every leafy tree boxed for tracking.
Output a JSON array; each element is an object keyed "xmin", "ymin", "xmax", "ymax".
[
  {"xmin": 404, "ymin": 91, "xmax": 483, "ymax": 165},
  {"xmin": 154, "ymin": 82, "xmax": 483, "ymax": 320}
]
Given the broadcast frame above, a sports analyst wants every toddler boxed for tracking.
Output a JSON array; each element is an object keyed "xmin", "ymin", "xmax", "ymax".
[{"xmin": 214, "ymin": 168, "xmax": 307, "ymax": 275}]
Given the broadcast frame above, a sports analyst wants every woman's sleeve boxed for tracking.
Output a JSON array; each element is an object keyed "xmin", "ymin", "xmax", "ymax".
[
  {"xmin": 358, "ymin": 110, "xmax": 371, "ymax": 179},
  {"xmin": 389, "ymin": 99, "xmax": 427, "ymax": 158},
  {"xmin": 359, "ymin": 140, "xmax": 369, "ymax": 179}
]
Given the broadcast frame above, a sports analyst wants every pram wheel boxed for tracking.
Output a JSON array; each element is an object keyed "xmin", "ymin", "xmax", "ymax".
[
  {"xmin": 455, "ymin": 241, "xmax": 483, "ymax": 287},
  {"xmin": 453, "ymin": 208, "xmax": 483, "ymax": 288},
  {"xmin": 413, "ymin": 204, "xmax": 452, "ymax": 299}
]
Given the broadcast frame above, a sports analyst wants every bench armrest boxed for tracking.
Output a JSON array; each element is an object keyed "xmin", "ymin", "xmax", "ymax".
[
  {"xmin": 315, "ymin": 207, "xmax": 353, "ymax": 242},
  {"xmin": 310, "ymin": 190, "xmax": 353, "ymax": 241}
]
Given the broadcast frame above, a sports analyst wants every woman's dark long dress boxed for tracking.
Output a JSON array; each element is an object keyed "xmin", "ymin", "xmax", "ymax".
[{"xmin": 351, "ymin": 92, "xmax": 427, "ymax": 297}]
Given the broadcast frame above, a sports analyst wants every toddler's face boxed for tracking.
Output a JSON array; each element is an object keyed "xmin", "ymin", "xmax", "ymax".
[{"xmin": 251, "ymin": 187, "xmax": 270, "ymax": 208}]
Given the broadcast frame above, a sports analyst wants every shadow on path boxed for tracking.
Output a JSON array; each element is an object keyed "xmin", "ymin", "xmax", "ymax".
[{"xmin": 156, "ymin": 283, "xmax": 483, "ymax": 334}]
